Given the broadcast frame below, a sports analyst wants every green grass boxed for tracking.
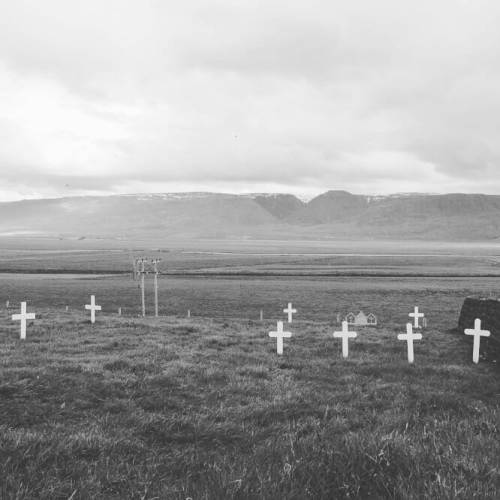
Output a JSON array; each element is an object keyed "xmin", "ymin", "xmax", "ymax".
[{"xmin": 0, "ymin": 309, "xmax": 498, "ymax": 499}]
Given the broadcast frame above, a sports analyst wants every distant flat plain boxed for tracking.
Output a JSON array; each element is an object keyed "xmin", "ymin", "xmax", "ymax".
[{"xmin": 0, "ymin": 237, "xmax": 499, "ymax": 321}]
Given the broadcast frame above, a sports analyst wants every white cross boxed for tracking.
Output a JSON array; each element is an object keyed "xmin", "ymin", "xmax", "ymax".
[
  {"xmin": 12, "ymin": 302, "xmax": 35, "ymax": 340},
  {"xmin": 269, "ymin": 320, "xmax": 292, "ymax": 355},
  {"xmin": 85, "ymin": 295, "xmax": 101, "ymax": 324},
  {"xmin": 398, "ymin": 323, "xmax": 422, "ymax": 363},
  {"xmin": 409, "ymin": 306, "xmax": 425, "ymax": 329},
  {"xmin": 464, "ymin": 318, "xmax": 490, "ymax": 364},
  {"xmin": 283, "ymin": 302, "xmax": 297, "ymax": 323},
  {"xmin": 333, "ymin": 320, "xmax": 357, "ymax": 358}
]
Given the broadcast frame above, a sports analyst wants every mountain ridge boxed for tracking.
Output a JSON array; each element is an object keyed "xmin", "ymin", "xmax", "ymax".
[{"xmin": 1, "ymin": 191, "xmax": 500, "ymax": 241}]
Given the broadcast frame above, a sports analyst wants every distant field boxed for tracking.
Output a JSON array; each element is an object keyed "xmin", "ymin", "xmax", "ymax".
[
  {"xmin": 1, "ymin": 273, "xmax": 499, "ymax": 324},
  {"xmin": 1, "ymin": 238, "xmax": 499, "ymax": 324},
  {"xmin": 0, "ymin": 238, "xmax": 500, "ymax": 276}
]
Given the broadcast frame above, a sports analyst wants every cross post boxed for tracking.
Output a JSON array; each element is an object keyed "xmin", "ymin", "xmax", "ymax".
[
  {"xmin": 398, "ymin": 323, "xmax": 422, "ymax": 363},
  {"xmin": 85, "ymin": 295, "xmax": 102, "ymax": 324},
  {"xmin": 464, "ymin": 318, "xmax": 490, "ymax": 364},
  {"xmin": 333, "ymin": 320, "xmax": 357, "ymax": 358},
  {"xmin": 283, "ymin": 302, "xmax": 297, "ymax": 323},
  {"xmin": 12, "ymin": 301, "xmax": 35, "ymax": 340},
  {"xmin": 269, "ymin": 320, "xmax": 292, "ymax": 354},
  {"xmin": 409, "ymin": 306, "xmax": 425, "ymax": 329}
]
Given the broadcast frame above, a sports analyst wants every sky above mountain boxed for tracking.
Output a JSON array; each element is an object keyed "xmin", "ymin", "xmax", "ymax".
[{"xmin": 1, "ymin": 0, "xmax": 500, "ymax": 201}]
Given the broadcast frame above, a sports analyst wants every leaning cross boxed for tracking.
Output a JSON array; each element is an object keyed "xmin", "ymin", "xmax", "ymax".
[
  {"xmin": 12, "ymin": 302, "xmax": 35, "ymax": 340},
  {"xmin": 85, "ymin": 295, "xmax": 101, "ymax": 324},
  {"xmin": 398, "ymin": 323, "xmax": 422, "ymax": 363},
  {"xmin": 283, "ymin": 302, "xmax": 297, "ymax": 323},
  {"xmin": 409, "ymin": 306, "xmax": 425, "ymax": 329},
  {"xmin": 333, "ymin": 320, "xmax": 357, "ymax": 358},
  {"xmin": 464, "ymin": 318, "xmax": 490, "ymax": 364},
  {"xmin": 269, "ymin": 320, "xmax": 292, "ymax": 355}
]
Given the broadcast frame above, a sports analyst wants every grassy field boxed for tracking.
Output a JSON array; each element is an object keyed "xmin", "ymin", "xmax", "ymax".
[
  {"xmin": 0, "ymin": 310, "xmax": 498, "ymax": 499},
  {"xmin": 0, "ymin": 242, "xmax": 499, "ymax": 498},
  {"xmin": 1, "ymin": 239, "xmax": 500, "ymax": 276},
  {"xmin": 1, "ymin": 272, "xmax": 499, "ymax": 322}
]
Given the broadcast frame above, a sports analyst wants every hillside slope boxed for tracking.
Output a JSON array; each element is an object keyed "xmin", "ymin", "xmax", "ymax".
[{"xmin": 1, "ymin": 191, "xmax": 500, "ymax": 241}]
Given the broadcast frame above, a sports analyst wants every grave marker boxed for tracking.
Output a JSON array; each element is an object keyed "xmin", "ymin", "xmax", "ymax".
[
  {"xmin": 333, "ymin": 320, "xmax": 357, "ymax": 358},
  {"xmin": 118, "ymin": 307, "xmax": 122, "ymax": 316},
  {"xmin": 269, "ymin": 320, "xmax": 291, "ymax": 355},
  {"xmin": 12, "ymin": 302, "xmax": 35, "ymax": 340},
  {"xmin": 398, "ymin": 323, "xmax": 422, "ymax": 363},
  {"xmin": 6, "ymin": 300, "xmax": 9, "ymax": 308},
  {"xmin": 409, "ymin": 306, "xmax": 425, "ymax": 329},
  {"xmin": 85, "ymin": 295, "xmax": 101, "ymax": 324},
  {"xmin": 283, "ymin": 303, "xmax": 297, "ymax": 323},
  {"xmin": 464, "ymin": 318, "xmax": 490, "ymax": 364}
]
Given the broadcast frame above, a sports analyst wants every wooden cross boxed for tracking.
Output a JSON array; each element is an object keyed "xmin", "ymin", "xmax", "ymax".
[
  {"xmin": 464, "ymin": 318, "xmax": 490, "ymax": 364},
  {"xmin": 398, "ymin": 323, "xmax": 422, "ymax": 363},
  {"xmin": 12, "ymin": 302, "xmax": 35, "ymax": 340},
  {"xmin": 269, "ymin": 320, "xmax": 291, "ymax": 355},
  {"xmin": 283, "ymin": 302, "xmax": 297, "ymax": 323},
  {"xmin": 85, "ymin": 295, "xmax": 101, "ymax": 324},
  {"xmin": 409, "ymin": 306, "xmax": 424, "ymax": 329},
  {"xmin": 333, "ymin": 320, "xmax": 357, "ymax": 358}
]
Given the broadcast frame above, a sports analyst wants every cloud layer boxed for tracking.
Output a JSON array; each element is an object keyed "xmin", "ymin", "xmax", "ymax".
[{"xmin": 1, "ymin": 0, "xmax": 500, "ymax": 200}]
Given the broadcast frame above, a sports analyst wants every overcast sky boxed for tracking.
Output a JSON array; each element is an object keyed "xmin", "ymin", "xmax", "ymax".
[{"xmin": 1, "ymin": 0, "xmax": 500, "ymax": 201}]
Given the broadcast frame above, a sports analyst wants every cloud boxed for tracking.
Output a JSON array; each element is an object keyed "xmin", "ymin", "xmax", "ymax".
[{"xmin": 1, "ymin": 0, "xmax": 500, "ymax": 200}]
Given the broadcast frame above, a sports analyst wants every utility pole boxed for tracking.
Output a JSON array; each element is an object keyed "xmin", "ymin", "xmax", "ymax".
[
  {"xmin": 135, "ymin": 257, "xmax": 147, "ymax": 317},
  {"xmin": 151, "ymin": 258, "xmax": 161, "ymax": 317},
  {"xmin": 132, "ymin": 258, "xmax": 138, "ymax": 280}
]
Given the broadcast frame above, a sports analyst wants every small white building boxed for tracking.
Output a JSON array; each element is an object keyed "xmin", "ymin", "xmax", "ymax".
[{"xmin": 345, "ymin": 311, "xmax": 377, "ymax": 326}]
